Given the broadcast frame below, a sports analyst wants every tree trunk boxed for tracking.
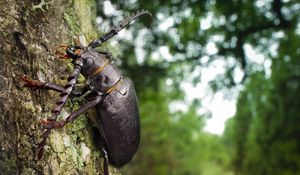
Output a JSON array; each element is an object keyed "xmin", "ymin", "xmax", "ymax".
[{"xmin": 0, "ymin": 0, "xmax": 119, "ymax": 174}]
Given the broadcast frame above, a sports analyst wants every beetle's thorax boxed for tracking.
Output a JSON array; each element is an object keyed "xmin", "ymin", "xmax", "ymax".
[{"xmin": 80, "ymin": 50, "xmax": 122, "ymax": 93}]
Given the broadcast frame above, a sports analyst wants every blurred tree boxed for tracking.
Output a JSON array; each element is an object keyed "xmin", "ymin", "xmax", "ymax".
[
  {"xmin": 97, "ymin": 0, "xmax": 299, "ymax": 91},
  {"xmin": 224, "ymin": 15, "xmax": 300, "ymax": 175},
  {"xmin": 94, "ymin": 0, "xmax": 300, "ymax": 175}
]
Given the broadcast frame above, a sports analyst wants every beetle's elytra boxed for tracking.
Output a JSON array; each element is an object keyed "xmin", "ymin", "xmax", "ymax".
[{"xmin": 21, "ymin": 10, "xmax": 152, "ymax": 174}]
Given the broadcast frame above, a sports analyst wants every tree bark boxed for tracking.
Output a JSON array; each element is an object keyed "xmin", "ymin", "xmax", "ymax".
[{"xmin": 0, "ymin": 0, "xmax": 119, "ymax": 174}]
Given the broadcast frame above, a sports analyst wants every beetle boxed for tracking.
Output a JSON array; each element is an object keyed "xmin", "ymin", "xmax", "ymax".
[{"xmin": 21, "ymin": 10, "xmax": 152, "ymax": 174}]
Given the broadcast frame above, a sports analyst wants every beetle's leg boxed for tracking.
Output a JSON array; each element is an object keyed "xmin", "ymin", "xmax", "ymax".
[
  {"xmin": 71, "ymin": 85, "xmax": 90, "ymax": 98},
  {"xmin": 42, "ymin": 94, "xmax": 102, "ymax": 129},
  {"xmin": 21, "ymin": 75, "xmax": 65, "ymax": 92},
  {"xmin": 37, "ymin": 59, "xmax": 84, "ymax": 159},
  {"xmin": 21, "ymin": 75, "xmax": 90, "ymax": 98},
  {"xmin": 101, "ymin": 146, "xmax": 109, "ymax": 175},
  {"xmin": 91, "ymin": 126, "xmax": 109, "ymax": 175}
]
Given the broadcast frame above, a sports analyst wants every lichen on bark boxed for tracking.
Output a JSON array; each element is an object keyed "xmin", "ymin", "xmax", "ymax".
[{"xmin": 0, "ymin": 0, "xmax": 120, "ymax": 174}]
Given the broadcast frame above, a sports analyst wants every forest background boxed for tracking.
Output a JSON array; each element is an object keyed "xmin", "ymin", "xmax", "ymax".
[{"xmin": 100, "ymin": 0, "xmax": 300, "ymax": 175}]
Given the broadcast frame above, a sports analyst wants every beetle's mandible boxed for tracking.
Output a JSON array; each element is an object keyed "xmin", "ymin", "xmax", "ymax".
[{"xmin": 21, "ymin": 10, "xmax": 152, "ymax": 174}]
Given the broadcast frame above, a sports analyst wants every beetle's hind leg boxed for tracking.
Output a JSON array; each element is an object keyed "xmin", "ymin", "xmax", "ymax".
[
  {"xmin": 21, "ymin": 75, "xmax": 65, "ymax": 92},
  {"xmin": 101, "ymin": 145, "xmax": 109, "ymax": 175},
  {"xmin": 91, "ymin": 126, "xmax": 109, "ymax": 175}
]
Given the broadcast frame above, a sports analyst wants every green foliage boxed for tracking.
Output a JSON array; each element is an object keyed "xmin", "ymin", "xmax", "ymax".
[
  {"xmin": 223, "ymin": 18, "xmax": 300, "ymax": 175},
  {"xmin": 121, "ymin": 88, "xmax": 231, "ymax": 175},
  {"xmin": 95, "ymin": 0, "xmax": 300, "ymax": 174}
]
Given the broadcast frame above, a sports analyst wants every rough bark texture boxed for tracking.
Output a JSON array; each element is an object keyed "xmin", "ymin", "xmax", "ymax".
[{"xmin": 0, "ymin": 0, "xmax": 120, "ymax": 174}]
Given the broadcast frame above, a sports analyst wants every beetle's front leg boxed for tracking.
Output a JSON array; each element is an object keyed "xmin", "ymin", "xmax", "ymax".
[
  {"xmin": 21, "ymin": 75, "xmax": 89, "ymax": 98},
  {"xmin": 21, "ymin": 75, "xmax": 65, "ymax": 92},
  {"xmin": 42, "ymin": 94, "xmax": 102, "ymax": 129}
]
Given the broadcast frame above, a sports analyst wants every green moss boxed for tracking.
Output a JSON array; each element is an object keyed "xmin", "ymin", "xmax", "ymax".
[
  {"xmin": 39, "ymin": 64, "xmax": 47, "ymax": 75},
  {"xmin": 64, "ymin": 10, "xmax": 81, "ymax": 37},
  {"xmin": 66, "ymin": 61, "xmax": 74, "ymax": 72},
  {"xmin": 50, "ymin": 131, "xmax": 65, "ymax": 152},
  {"xmin": 63, "ymin": 0, "xmax": 98, "ymax": 42},
  {"xmin": 69, "ymin": 141, "xmax": 85, "ymax": 169},
  {"xmin": 74, "ymin": 0, "xmax": 98, "ymax": 39},
  {"xmin": 24, "ymin": 101, "xmax": 36, "ymax": 113},
  {"xmin": 0, "ymin": 159, "xmax": 17, "ymax": 175}
]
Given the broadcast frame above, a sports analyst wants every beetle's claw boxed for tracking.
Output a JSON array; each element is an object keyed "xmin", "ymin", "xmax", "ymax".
[
  {"xmin": 42, "ymin": 119, "xmax": 66, "ymax": 129},
  {"xmin": 41, "ymin": 119, "xmax": 53, "ymax": 129},
  {"xmin": 55, "ymin": 45, "xmax": 69, "ymax": 59},
  {"xmin": 21, "ymin": 75, "xmax": 45, "ymax": 90}
]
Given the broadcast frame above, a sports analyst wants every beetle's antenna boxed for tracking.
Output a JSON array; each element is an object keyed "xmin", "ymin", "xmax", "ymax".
[
  {"xmin": 37, "ymin": 58, "xmax": 84, "ymax": 159},
  {"xmin": 89, "ymin": 9, "xmax": 152, "ymax": 48}
]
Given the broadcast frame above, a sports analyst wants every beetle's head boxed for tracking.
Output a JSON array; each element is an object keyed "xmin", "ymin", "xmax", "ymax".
[
  {"xmin": 66, "ymin": 45, "xmax": 83, "ymax": 59},
  {"xmin": 56, "ymin": 37, "xmax": 85, "ymax": 60}
]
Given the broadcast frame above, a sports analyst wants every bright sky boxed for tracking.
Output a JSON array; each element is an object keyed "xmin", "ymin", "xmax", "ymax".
[
  {"xmin": 202, "ymin": 93, "xmax": 236, "ymax": 134},
  {"xmin": 171, "ymin": 58, "xmax": 240, "ymax": 135},
  {"xmin": 156, "ymin": 10, "xmax": 240, "ymax": 135}
]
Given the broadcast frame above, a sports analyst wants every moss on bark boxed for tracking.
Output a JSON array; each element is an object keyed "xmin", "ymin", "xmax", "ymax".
[{"xmin": 0, "ymin": 0, "xmax": 120, "ymax": 174}]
